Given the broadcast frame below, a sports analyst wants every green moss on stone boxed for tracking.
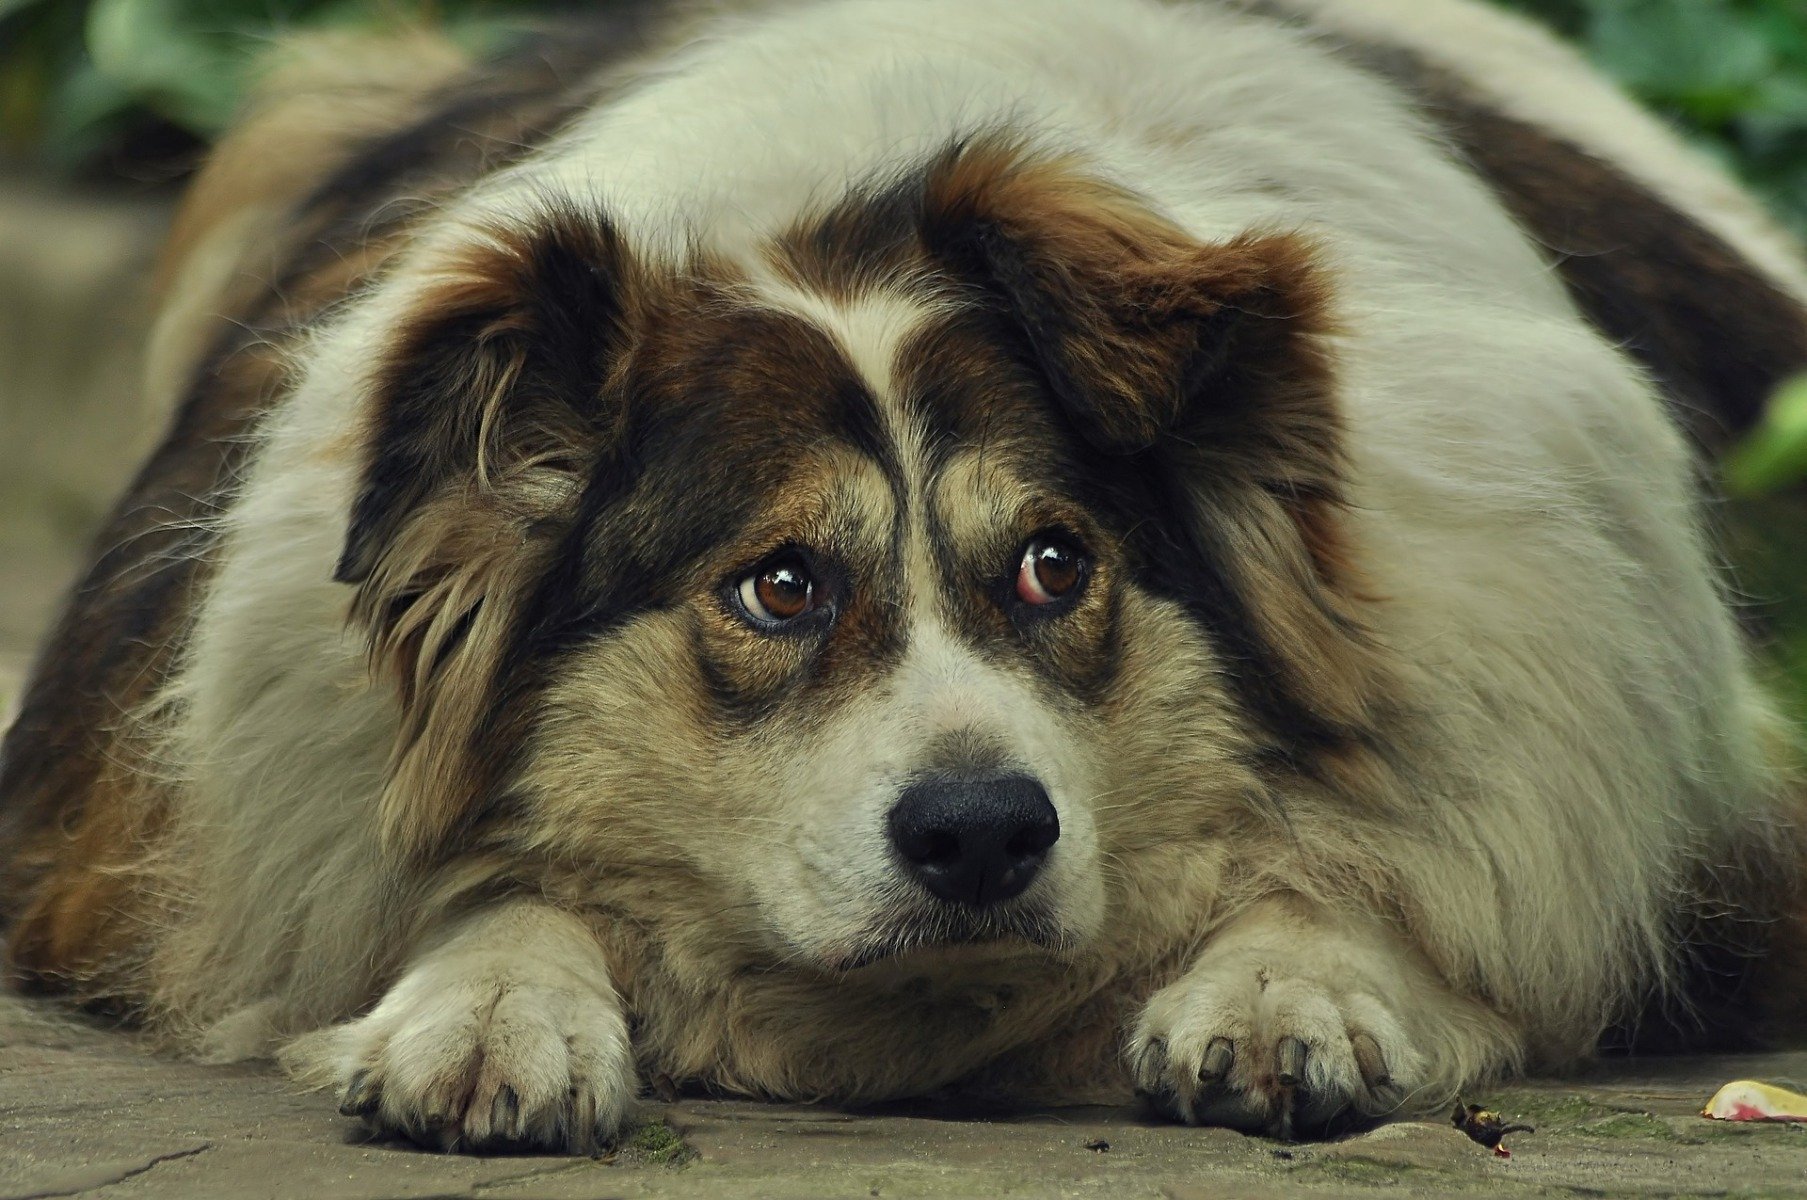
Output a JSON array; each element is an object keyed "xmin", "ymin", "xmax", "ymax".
[
  {"xmin": 1475, "ymin": 1091, "xmax": 1606, "ymax": 1129},
  {"xmin": 1293, "ymin": 1157, "xmax": 1409, "ymax": 1187},
  {"xmin": 612, "ymin": 1117, "xmax": 697, "ymax": 1166},
  {"xmin": 1573, "ymin": 1111, "xmax": 1679, "ymax": 1141}
]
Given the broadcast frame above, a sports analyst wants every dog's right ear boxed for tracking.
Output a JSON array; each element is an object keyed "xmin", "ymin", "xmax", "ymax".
[
  {"xmin": 335, "ymin": 208, "xmax": 634, "ymax": 860},
  {"xmin": 336, "ymin": 210, "xmax": 632, "ymax": 585}
]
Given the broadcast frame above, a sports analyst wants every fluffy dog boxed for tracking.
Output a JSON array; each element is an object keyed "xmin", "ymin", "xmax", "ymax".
[{"xmin": 4, "ymin": 0, "xmax": 1806, "ymax": 1152}]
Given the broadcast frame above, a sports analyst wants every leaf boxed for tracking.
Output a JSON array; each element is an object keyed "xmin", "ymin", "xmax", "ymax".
[
  {"xmin": 1586, "ymin": 0, "xmax": 1776, "ymax": 120},
  {"xmin": 1726, "ymin": 375, "xmax": 1807, "ymax": 496},
  {"xmin": 38, "ymin": 56, "xmax": 136, "ymax": 165},
  {"xmin": 85, "ymin": 0, "xmax": 245, "ymax": 133},
  {"xmin": 0, "ymin": 0, "xmax": 50, "ymax": 22}
]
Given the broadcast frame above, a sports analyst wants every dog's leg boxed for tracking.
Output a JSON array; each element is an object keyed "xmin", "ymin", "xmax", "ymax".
[
  {"xmin": 290, "ymin": 899, "xmax": 635, "ymax": 1153},
  {"xmin": 1126, "ymin": 895, "xmax": 1517, "ymax": 1138}
]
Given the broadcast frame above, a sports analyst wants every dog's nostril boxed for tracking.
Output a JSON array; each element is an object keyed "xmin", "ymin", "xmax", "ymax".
[
  {"xmin": 1005, "ymin": 814, "xmax": 1059, "ymax": 860},
  {"xmin": 886, "ymin": 774, "xmax": 1060, "ymax": 908},
  {"xmin": 914, "ymin": 829, "xmax": 962, "ymax": 867}
]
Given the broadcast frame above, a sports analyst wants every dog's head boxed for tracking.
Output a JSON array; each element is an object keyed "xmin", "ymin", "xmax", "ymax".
[{"xmin": 336, "ymin": 138, "xmax": 1381, "ymax": 976}]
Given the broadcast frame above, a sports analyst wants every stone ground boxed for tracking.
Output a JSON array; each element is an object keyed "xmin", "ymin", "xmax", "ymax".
[
  {"xmin": 7, "ymin": 992, "xmax": 1807, "ymax": 1199},
  {"xmin": 7, "ymin": 174, "xmax": 1807, "ymax": 1199}
]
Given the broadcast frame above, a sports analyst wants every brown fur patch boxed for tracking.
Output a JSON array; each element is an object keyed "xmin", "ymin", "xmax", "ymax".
[
  {"xmin": 919, "ymin": 144, "xmax": 1336, "ymax": 450},
  {"xmin": 4, "ymin": 771, "xmax": 168, "ymax": 1008},
  {"xmin": 1449, "ymin": 103, "xmax": 1807, "ymax": 453}
]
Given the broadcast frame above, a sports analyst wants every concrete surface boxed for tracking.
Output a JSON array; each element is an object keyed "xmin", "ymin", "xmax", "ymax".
[
  {"xmin": 6, "ymin": 992, "xmax": 1807, "ymax": 1198},
  {"xmin": 8, "ymin": 172, "xmax": 1807, "ymax": 1200}
]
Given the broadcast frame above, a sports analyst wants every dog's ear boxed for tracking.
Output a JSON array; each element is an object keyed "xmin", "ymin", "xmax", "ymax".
[
  {"xmin": 922, "ymin": 144, "xmax": 1384, "ymax": 751},
  {"xmin": 337, "ymin": 211, "xmax": 630, "ymax": 585},
  {"xmin": 337, "ymin": 209, "xmax": 633, "ymax": 859},
  {"xmin": 920, "ymin": 142, "xmax": 1339, "ymax": 483}
]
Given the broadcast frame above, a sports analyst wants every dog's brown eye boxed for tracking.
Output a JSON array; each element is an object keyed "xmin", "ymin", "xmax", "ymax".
[
  {"xmin": 1016, "ymin": 535, "xmax": 1086, "ymax": 606},
  {"xmin": 738, "ymin": 558, "xmax": 816, "ymax": 624}
]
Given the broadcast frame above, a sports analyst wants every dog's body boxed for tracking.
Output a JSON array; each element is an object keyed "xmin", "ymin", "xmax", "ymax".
[{"xmin": 5, "ymin": 0, "xmax": 1807, "ymax": 1150}]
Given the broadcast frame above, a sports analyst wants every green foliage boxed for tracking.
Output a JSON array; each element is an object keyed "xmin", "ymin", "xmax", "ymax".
[
  {"xmin": 0, "ymin": 0, "xmax": 561, "ymax": 167},
  {"xmin": 1728, "ymin": 375, "xmax": 1807, "ymax": 495},
  {"xmin": 1496, "ymin": 0, "xmax": 1807, "ymax": 239}
]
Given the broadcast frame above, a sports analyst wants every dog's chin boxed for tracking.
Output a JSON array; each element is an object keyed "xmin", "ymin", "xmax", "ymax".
[{"xmin": 816, "ymin": 903, "xmax": 1078, "ymax": 975}]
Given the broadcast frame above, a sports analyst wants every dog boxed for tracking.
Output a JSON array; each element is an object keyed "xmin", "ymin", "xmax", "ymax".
[{"xmin": 4, "ymin": 0, "xmax": 1806, "ymax": 1153}]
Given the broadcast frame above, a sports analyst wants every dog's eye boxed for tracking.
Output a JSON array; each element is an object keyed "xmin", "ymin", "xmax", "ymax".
[
  {"xmin": 737, "ymin": 556, "xmax": 817, "ymax": 625},
  {"xmin": 1015, "ymin": 534, "xmax": 1087, "ymax": 606}
]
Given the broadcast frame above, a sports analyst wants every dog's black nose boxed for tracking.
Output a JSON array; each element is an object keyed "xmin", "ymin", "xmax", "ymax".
[{"xmin": 887, "ymin": 775, "xmax": 1060, "ymax": 908}]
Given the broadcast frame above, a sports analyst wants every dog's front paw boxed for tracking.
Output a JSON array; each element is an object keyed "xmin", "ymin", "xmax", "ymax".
[
  {"xmin": 1127, "ymin": 931, "xmax": 1423, "ymax": 1138},
  {"xmin": 294, "ymin": 905, "xmax": 636, "ymax": 1153}
]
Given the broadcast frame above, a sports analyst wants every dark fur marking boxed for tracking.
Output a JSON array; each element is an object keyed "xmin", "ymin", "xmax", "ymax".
[
  {"xmin": 896, "ymin": 316, "xmax": 1128, "ymax": 706},
  {"xmin": 912, "ymin": 140, "xmax": 1364, "ymax": 755},
  {"xmin": 337, "ymin": 205, "xmax": 630, "ymax": 586},
  {"xmin": 1073, "ymin": 447, "xmax": 1352, "ymax": 757},
  {"xmin": 488, "ymin": 306, "xmax": 915, "ymax": 759},
  {"xmin": 1237, "ymin": 2, "xmax": 1807, "ymax": 450}
]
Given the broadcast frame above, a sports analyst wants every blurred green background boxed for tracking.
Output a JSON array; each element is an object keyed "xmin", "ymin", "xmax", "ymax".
[
  {"xmin": 4, "ymin": 0, "xmax": 1805, "ymax": 231},
  {"xmin": 0, "ymin": 0, "xmax": 1804, "ymax": 720}
]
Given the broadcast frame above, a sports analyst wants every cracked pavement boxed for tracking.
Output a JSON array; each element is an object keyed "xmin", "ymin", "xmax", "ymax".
[{"xmin": 7, "ymin": 993, "xmax": 1807, "ymax": 1198}]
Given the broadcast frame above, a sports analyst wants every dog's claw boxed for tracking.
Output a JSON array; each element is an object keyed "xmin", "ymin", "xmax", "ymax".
[
  {"xmin": 1134, "ymin": 1037, "xmax": 1170, "ymax": 1089},
  {"xmin": 1199, "ymin": 1037, "xmax": 1234, "ymax": 1083},
  {"xmin": 1272, "ymin": 1037, "xmax": 1309, "ymax": 1141},
  {"xmin": 338, "ymin": 1069, "xmax": 380, "ymax": 1118},
  {"xmin": 1350, "ymin": 1032, "xmax": 1389, "ymax": 1088},
  {"xmin": 490, "ymin": 1085, "xmax": 521, "ymax": 1139},
  {"xmin": 569, "ymin": 1085, "xmax": 615, "ymax": 1156},
  {"xmin": 1275, "ymin": 1037, "xmax": 1307, "ymax": 1087}
]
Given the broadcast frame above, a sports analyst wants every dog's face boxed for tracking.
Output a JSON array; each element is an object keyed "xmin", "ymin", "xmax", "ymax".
[
  {"xmin": 523, "ymin": 294, "xmax": 1145, "ymax": 972},
  {"xmin": 337, "ymin": 141, "xmax": 1378, "ymax": 978}
]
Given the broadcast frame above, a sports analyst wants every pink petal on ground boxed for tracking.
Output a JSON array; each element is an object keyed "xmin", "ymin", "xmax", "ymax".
[{"xmin": 1702, "ymin": 1080, "xmax": 1807, "ymax": 1122}]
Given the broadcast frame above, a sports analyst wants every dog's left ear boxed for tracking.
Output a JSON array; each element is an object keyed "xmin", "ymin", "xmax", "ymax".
[
  {"xmin": 920, "ymin": 144, "xmax": 1340, "ymax": 505},
  {"xmin": 337, "ymin": 209, "xmax": 635, "ymax": 860},
  {"xmin": 922, "ymin": 144, "xmax": 1382, "ymax": 749}
]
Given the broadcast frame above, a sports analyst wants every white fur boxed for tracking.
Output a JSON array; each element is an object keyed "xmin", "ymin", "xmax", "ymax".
[
  {"xmin": 283, "ymin": 901, "xmax": 634, "ymax": 1151},
  {"xmin": 1129, "ymin": 895, "xmax": 1507, "ymax": 1128}
]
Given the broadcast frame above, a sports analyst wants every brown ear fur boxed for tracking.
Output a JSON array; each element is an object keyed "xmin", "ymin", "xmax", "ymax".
[
  {"xmin": 920, "ymin": 141, "xmax": 1384, "ymax": 747},
  {"xmin": 339, "ymin": 211, "xmax": 633, "ymax": 859}
]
